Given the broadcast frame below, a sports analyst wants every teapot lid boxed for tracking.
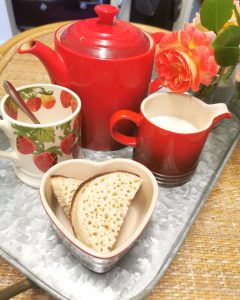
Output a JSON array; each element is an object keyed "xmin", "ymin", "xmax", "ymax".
[{"xmin": 59, "ymin": 4, "xmax": 150, "ymax": 59}]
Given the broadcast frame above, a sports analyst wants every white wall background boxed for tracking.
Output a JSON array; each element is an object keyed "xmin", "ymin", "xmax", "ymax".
[
  {"xmin": 173, "ymin": 0, "xmax": 198, "ymax": 30},
  {"xmin": 0, "ymin": 0, "xmax": 18, "ymax": 44}
]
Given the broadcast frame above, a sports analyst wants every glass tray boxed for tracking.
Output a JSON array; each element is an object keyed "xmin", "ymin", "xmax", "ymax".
[{"xmin": 0, "ymin": 112, "xmax": 239, "ymax": 300}]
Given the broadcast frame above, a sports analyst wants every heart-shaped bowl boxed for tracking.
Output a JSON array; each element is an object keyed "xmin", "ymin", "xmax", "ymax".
[{"xmin": 39, "ymin": 158, "xmax": 158, "ymax": 273}]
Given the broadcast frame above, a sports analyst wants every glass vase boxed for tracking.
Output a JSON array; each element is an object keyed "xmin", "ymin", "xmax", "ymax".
[{"xmin": 193, "ymin": 66, "xmax": 237, "ymax": 106}]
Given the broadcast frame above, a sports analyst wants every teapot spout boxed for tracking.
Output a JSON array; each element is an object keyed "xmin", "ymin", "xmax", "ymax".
[
  {"xmin": 210, "ymin": 103, "xmax": 232, "ymax": 127},
  {"xmin": 18, "ymin": 41, "xmax": 69, "ymax": 85},
  {"xmin": 150, "ymin": 32, "xmax": 165, "ymax": 44}
]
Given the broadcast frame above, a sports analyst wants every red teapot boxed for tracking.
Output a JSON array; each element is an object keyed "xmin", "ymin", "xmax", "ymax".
[{"xmin": 18, "ymin": 4, "xmax": 163, "ymax": 151}]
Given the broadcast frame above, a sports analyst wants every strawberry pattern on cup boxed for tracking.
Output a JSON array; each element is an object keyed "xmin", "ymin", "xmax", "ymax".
[
  {"xmin": 1, "ymin": 83, "xmax": 81, "ymax": 187},
  {"xmin": 20, "ymin": 87, "xmax": 56, "ymax": 111},
  {"xmin": 60, "ymin": 90, "xmax": 78, "ymax": 112},
  {"xmin": 12, "ymin": 118, "xmax": 80, "ymax": 173},
  {"xmin": 5, "ymin": 88, "xmax": 78, "ymax": 121},
  {"xmin": 5, "ymin": 99, "xmax": 18, "ymax": 120}
]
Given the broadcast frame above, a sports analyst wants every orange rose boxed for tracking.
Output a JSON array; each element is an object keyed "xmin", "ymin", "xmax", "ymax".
[
  {"xmin": 155, "ymin": 23, "xmax": 218, "ymax": 93},
  {"xmin": 155, "ymin": 49, "xmax": 195, "ymax": 93}
]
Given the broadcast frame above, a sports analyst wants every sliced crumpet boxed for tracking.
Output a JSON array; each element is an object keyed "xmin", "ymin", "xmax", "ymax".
[
  {"xmin": 51, "ymin": 176, "xmax": 81, "ymax": 218},
  {"xmin": 71, "ymin": 171, "xmax": 142, "ymax": 254}
]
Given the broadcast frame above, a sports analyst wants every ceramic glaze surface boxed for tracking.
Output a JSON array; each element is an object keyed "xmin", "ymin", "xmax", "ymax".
[
  {"xmin": 110, "ymin": 93, "xmax": 231, "ymax": 185},
  {"xmin": 59, "ymin": 5, "xmax": 150, "ymax": 58},
  {"xmin": 17, "ymin": 4, "xmax": 164, "ymax": 150}
]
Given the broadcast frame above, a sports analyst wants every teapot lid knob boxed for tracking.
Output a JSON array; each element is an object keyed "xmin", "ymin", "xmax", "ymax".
[
  {"xmin": 59, "ymin": 4, "xmax": 150, "ymax": 59},
  {"xmin": 94, "ymin": 4, "xmax": 119, "ymax": 25}
]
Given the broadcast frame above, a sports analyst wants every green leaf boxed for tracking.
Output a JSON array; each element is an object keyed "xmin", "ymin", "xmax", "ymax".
[
  {"xmin": 30, "ymin": 128, "xmax": 55, "ymax": 143},
  {"xmin": 12, "ymin": 124, "xmax": 34, "ymax": 137},
  {"xmin": 19, "ymin": 88, "xmax": 37, "ymax": 100},
  {"xmin": 38, "ymin": 87, "xmax": 53, "ymax": 95},
  {"xmin": 200, "ymin": 0, "xmax": 233, "ymax": 33},
  {"xmin": 33, "ymin": 140, "xmax": 45, "ymax": 153},
  {"xmin": 59, "ymin": 121, "xmax": 71, "ymax": 135},
  {"xmin": 45, "ymin": 146, "xmax": 62, "ymax": 156},
  {"xmin": 233, "ymin": 4, "xmax": 240, "ymax": 26},
  {"xmin": 212, "ymin": 25, "xmax": 240, "ymax": 67}
]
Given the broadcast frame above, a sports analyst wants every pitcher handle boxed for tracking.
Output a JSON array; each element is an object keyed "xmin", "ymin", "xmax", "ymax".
[
  {"xmin": 109, "ymin": 110, "xmax": 141, "ymax": 147},
  {"xmin": 0, "ymin": 119, "xmax": 19, "ymax": 164}
]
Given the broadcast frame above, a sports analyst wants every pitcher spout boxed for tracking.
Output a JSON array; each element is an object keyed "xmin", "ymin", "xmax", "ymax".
[
  {"xmin": 18, "ymin": 41, "xmax": 69, "ymax": 85},
  {"xmin": 210, "ymin": 103, "xmax": 232, "ymax": 127}
]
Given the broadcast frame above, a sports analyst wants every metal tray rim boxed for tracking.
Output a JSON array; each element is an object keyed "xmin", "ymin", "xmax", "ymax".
[{"xmin": 1, "ymin": 119, "xmax": 240, "ymax": 300}]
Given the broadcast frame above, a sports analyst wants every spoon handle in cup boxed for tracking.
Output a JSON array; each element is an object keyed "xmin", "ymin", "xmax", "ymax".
[{"xmin": 3, "ymin": 80, "xmax": 40, "ymax": 124}]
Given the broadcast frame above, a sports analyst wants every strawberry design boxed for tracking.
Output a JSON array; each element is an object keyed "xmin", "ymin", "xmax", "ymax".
[
  {"xmin": 33, "ymin": 152, "xmax": 58, "ymax": 172},
  {"xmin": 70, "ymin": 98, "xmax": 78, "ymax": 112},
  {"xmin": 60, "ymin": 133, "xmax": 75, "ymax": 155},
  {"xmin": 26, "ymin": 97, "xmax": 41, "ymax": 112},
  {"xmin": 5, "ymin": 99, "xmax": 18, "ymax": 120},
  {"xmin": 73, "ymin": 115, "xmax": 81, "ymax": 130},
  {"xmin": 19, "ymin": 87, "xmax": 55, "ymax": 110},
  {"xmin": 16, "ymin": 135, "xmax": 36, "ymax": 154},
  {"xmin": 11, "ymin": 86, "xmax": 79, "ymax": 172},
  {"xmin": 41, "ymin": 95, "xmax": 56, "ymax": 109},
  {"xmin": 60, "ymin": 90, "xmax": 72, "ymax": 108},
  {"xmin": 72, "ymin": 140, "xmax": 81, "ymax": 158}
]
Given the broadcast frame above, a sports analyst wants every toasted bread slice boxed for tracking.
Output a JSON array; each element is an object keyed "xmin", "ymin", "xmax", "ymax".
[
  {"xmin": 51, "ymin": 176, "xmax": 81, "ymax": 218},
  {"xmin": 71, "ymin": 171, "xmax": 142, "ymax": 254}
]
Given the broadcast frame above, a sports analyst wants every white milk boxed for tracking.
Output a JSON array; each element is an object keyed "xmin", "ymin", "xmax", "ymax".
[{"xmin": 150, "ymin": 115, "xmax": 197, "ymax": 133}]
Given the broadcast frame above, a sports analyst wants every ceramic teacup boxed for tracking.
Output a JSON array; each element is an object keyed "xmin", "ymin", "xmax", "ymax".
[
  {"xmin": 0, "ymin": 83, "xmax": 81, "ymax": 187},
  {"xmin": 110, "ymin": 92, "xmax": 231, "ymax": 186}
]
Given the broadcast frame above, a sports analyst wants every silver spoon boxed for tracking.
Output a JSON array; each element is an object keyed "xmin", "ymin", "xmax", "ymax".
[{"xmin": 3, "ymin": 80, "xmax": 40, "ymax": 124}]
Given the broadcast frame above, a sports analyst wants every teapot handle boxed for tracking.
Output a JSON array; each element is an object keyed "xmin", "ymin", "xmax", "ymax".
[
  {"xmin": 149, "ymin": 77, "xmax": 163, "ymax": 94},
  {"xmin": 109, "ymin": 110, "xmax": 141, "ymax": 147}
]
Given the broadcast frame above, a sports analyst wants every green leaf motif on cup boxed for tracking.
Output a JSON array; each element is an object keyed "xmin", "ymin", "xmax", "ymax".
[
  {"xmin": 38, "ymin": 87, "xmax": 53, "ymax": 96},
  {"xmin": 59, "ymin": 121, "xmax": 71, "ymax": 136},
  {"xmin": 12, "ymin": 124, "xmax": 35, "ymax": 136},
  {"xmin": 30, "ymin": 128, "xmax": 55, "ymax": 143},
  {"xmin": 45, "ymin": 146, "xmax": 63, "ymax": 156},
  {"xmin": 19, "ymin": 88, "xmax": 37, "ymax": 100},
  {"xmin": 19, "ymin": 87, "xmax": 53, "ymax": 100}
]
